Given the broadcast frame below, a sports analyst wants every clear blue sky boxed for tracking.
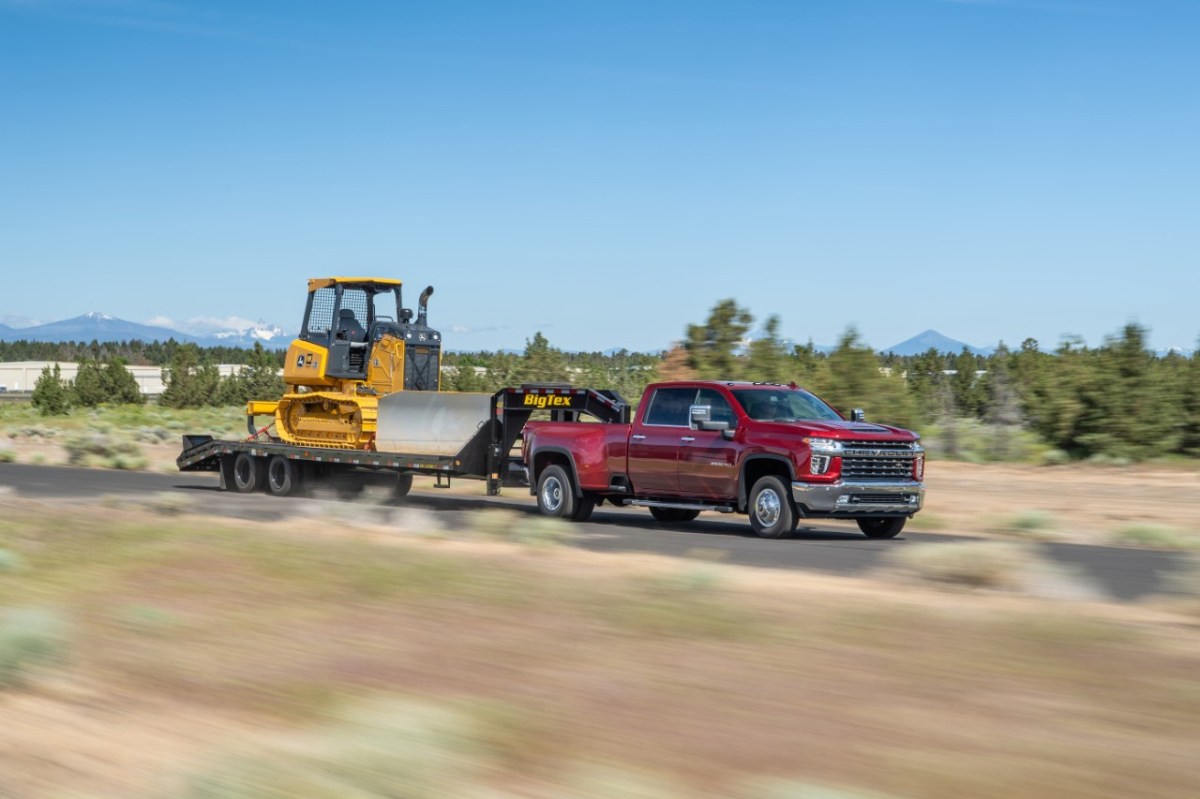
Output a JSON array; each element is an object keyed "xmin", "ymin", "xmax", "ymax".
[{"xmin": 2, "ymin": 0, "xmax": 1197, "ymax": 353}]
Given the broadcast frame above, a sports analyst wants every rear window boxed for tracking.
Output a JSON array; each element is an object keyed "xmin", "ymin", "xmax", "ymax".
[{"xmin": 643, "ymin": 387, "xmax": 697, "ymax": 426}]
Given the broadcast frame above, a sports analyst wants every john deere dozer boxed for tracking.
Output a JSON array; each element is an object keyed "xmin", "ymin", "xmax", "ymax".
[{"xmin": 249, "ymin": 277, "xmax": 443, "ymax": 449}]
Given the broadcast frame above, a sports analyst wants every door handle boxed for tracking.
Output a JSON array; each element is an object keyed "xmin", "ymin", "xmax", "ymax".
[
  {"xmin": 680, "ymin": 436, "xmax": 695, "ymax": 442},
  {"xmin": 631, "ymin": 434, "xmax": 647, "ymax": 441}
]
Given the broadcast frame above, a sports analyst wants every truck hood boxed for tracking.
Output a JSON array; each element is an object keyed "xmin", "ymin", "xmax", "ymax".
[{"xmin": 752, "ymin": 419, "xmax": 917, "ymax": 440}]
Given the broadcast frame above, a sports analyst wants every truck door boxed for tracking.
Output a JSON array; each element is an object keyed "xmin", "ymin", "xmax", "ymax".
[
  {"xmin": 678, "ymin": 387, "xmax": 739, "ymax": 500},
  {"xmin": 626, "ymin": 386, "xmax": 696, "ymax": 495}
]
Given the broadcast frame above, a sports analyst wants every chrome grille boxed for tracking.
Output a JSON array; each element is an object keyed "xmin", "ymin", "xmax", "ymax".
[
  {"xmin": 842, "ymin": 457, "xmax": 914, "ymax": 480},
  {"xmin": 840, "ymin": 440, "xmax": 916, "ymax": 481}
]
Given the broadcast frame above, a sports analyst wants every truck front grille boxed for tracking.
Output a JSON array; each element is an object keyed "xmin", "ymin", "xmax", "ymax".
[{"xmin": 838, "ymin": 441, "xmax": 917, "ymax": 481}]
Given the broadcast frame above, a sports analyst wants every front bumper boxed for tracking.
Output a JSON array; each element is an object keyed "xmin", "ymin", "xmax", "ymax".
[{"xmin": 791, "ymin": 481, "xmax": 925, "ymax": 516}]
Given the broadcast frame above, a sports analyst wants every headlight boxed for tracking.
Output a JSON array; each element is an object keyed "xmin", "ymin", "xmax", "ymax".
[{"xmin": 803, "ymin": 437, "xmax": 844, "ymax": 455}]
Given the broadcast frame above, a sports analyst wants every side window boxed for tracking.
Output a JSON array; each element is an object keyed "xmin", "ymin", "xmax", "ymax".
[
  {"xmin": 644, "ymin": 387, "xmax": 698, "ymax": 427},
  {"xmin": 307, "ymin": 287, "xmax": 336, "ymax": 336},
  {"xmin": 696, "ymin": 388, "xmax": 735, "ymax": 426},
  {"xmin": 340, "ymin": 288, "xmax": 370, "ymax": 323}
]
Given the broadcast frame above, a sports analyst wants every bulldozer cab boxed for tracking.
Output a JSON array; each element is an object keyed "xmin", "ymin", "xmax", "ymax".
[{"xmin": 296, "ymin": 277, "xmax": 441, "ymax": 390}]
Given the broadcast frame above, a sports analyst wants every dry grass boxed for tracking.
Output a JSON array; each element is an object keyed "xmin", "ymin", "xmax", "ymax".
[{"xmin": 0, "ymin": 498, "xmax": 1197, "ymax": 799}]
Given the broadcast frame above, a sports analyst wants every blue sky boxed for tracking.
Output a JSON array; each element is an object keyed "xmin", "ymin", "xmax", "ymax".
[{"xmin": 2, "ymin": 0, "xmax": 1197, "ymax": 353}]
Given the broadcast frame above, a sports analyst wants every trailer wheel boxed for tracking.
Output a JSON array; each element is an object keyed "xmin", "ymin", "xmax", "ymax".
[
  {"xmin": 536, "ymin": 465, "xmax": 578, "ymax": 519},
  {"xmin": 266, "ymin": 455, "xmax": 302, "ymax": 497},
  {"xmin": 393, "ymin": 473, "xmax": 413, "ymax": 500},
  {"xmin": 748, "ymin": 475, "xmax": 796, "ymax": 539},
  {"xmin": 857, "ymin": 517, "xmax": 906, "ymax": 539},
  {"xmin": 649, "ymin": 507, "xmax": 700, "ymax": 524},
  {"xmin": 232, "ymin": 452, "xmax": 264, "ymax": 493}
]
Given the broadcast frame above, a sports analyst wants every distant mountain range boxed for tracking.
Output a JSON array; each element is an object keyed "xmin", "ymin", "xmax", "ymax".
[
  {"xmin": 0, "ymin": 313, "xmax": 287, "ymax": 349},
  {"xmin": 0, "ymin": 314, "xmax": 1191, "ymax": 358},
  {"xmin": 880, "ymin": 329, "xmax": 994, "ymax": 357}
]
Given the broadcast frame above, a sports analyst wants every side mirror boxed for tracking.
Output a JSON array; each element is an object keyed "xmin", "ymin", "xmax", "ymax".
[
  {"xmin": 850, "ymin": 408, "xmax": 866, "ymax": 422},
  {"xmin": 690, "ymin": 405, "xmax": 734, "ymax": 439}
]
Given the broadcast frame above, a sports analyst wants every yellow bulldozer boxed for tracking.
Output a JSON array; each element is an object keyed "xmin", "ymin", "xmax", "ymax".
[{"xmin": 249, "ymin": 277, "xmax": 442, "ymax": 449}]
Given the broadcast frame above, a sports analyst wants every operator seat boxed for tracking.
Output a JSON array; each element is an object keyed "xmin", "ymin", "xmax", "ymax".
[{"xmin": 335, "ymin": 308, "xmax": 367, "ymax": 343}]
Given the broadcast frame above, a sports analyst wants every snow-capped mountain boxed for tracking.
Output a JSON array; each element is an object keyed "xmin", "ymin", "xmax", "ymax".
[
  {"xmin": 151, "ymin": 316, "xmax": 290, "ymax": 348},
  {"xmin": 0, "ymin": 312, "xmax": 290, "ymax": 348}
]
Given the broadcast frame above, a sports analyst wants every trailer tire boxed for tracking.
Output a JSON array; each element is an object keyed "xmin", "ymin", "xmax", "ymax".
[
  {"xmin": 266, "ymin": 455, "xmax": 302, "ymax": 497},
  {"xmin": 748, "ymin": 475, "xmax": 796, "ymax": 538},
  {"xmin": 393, "ymin": 473, "xmax": 414, "ymax": 500},
  {"xmin": 857, "ymin": 517, "xmax": 906, "ymax": 539},
  {"xmin": 232, "ymin": 452, "xmax": 264, "ymax": 493},
  {"xmin": 536, "ymin": 465, "xmax": 577, "ymax": 519}
]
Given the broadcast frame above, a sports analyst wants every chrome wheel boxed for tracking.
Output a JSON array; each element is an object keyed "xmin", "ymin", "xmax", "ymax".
[
  {"xmin": 754, "ymin": 488, "xmax": 781, "ymax": 527},
  {"xmin": 540, "ymin": 475, "xmax": 564, "ymax": 513}
]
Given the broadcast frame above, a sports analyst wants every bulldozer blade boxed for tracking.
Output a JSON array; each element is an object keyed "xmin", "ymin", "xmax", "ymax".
[{"xmin": 376, "ymin": 391, "xmax": 493, "ymax": 457}]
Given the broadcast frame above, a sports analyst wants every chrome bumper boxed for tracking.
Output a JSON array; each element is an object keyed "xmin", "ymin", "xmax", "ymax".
[{"xmin": 791, "ymin": 481, "xmax": 925, "ymax": 515}]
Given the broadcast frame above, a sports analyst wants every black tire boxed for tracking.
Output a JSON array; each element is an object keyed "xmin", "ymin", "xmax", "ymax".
[
  {"xmin": 748, "ymin": 475, "xmax": 796, "ymax": 539},
  {"xmin": 393, "ymin": 473, "xmax": 414, "ymax": 500},
  {"xmin": 649, "ymin": 507, "xmax": 700, "ymax": 524},
  {"xmin": 857, "ymin": 517, "xmax": 906, "ymax": 539},
  {"xmin": 570, "ymin": 493, "xmax": 597, "ymax": 522},
  {"xmin": 266, "ymin": 455, "xmax": 302, "ymax": 497},
  {"xmin": 232, "ymin": 452, "xmax": 264, "ymax": 493},
  {"xmin": 536, "ymin": 464, "xmax": 577, "ymax": 519}
]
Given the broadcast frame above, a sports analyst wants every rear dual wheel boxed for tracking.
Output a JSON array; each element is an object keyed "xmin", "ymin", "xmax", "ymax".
[{"xmin": 536, "ymin": 464, "xmax": 595, "ymax": 522}]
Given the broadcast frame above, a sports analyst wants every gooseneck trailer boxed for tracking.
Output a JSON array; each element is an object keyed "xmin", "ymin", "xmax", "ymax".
[{"xmin": 177, "ymin": 385, "xmax": 630, "ymax": 498}]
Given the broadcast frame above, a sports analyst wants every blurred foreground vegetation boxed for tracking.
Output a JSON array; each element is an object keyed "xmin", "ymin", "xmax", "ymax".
[
  {"xmin": 7, "ymin": 300, "xmax": 1200, "ymax": 463},
  {"xmin": 0, "ymin": 500, "xmax": 1198, "ymax": 798}
]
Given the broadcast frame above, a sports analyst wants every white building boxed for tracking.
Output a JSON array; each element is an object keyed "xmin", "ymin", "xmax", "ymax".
[{"xmin": 0, "ymin": 362, "xmax": 251, "ymax": 395}]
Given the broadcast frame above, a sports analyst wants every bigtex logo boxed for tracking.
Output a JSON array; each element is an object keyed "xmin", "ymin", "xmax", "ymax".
[{"xmin": 523, "ymin": 394, "xmax": 574, "ymax": 408}]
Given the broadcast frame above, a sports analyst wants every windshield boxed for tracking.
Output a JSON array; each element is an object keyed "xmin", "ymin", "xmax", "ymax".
[{"xmin": 731, "ymin": 388, "xmax": 843, "ymax": 422}]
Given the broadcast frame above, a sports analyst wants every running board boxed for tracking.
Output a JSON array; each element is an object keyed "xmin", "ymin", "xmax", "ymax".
[{"xmin": 629, "ymin": 500, "xmax": 736, "ymax": 514}]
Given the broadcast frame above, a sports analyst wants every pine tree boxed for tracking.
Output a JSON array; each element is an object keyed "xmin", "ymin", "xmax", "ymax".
[
  {"xmin": 744, "ymin": 315, "xmax": 791, "ymax": 383},
  {"xmin": 160, "ymin": 344, "xmax": 220, "ymax": 408},
  {"xmin": 71, "ymin": 359, "xmax": 108, "ymax": 407},
  {"xmin": 102, "ymin": 358, "xmax": 145, "ymax": 405},
  {"xmin": 516, "ymin": 332, "xmax": 570, "ymax": 384},
  {"xmin": 822, "ymin": 327, "xmax": 918, "ymax": 429},
  {"xmin": 684, "ymin": 299, "xmax": 752, "ymax": 379},
  {"xmin": 32, "ymin": 364, "xmax": 71, "ymax": 416}
]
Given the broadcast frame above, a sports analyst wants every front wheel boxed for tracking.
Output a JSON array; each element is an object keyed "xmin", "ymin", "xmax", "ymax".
[
  {"xmin": 536, "ymin": 464, "xmax": 578, "ymax": 519},
  {"xmin": 748, "ymin": 475, "xmax": 796, "ymax": 539},
  {"xmin": 857, "ymin": 517, "xmax": 906, "ymax": 539}
]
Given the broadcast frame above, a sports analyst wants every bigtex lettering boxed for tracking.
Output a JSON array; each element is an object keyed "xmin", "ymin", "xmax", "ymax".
[{"xmin": 523, "ymin": 394, "xmax": 573, "ymax": 408}]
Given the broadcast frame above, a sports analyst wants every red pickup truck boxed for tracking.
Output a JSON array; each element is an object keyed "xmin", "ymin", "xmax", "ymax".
[{"xmin": 522, "ymin": 380, "xmax": 925, "ymax": 539}]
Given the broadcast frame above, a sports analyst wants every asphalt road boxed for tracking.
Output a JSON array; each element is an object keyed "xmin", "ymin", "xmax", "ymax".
[{"xmin": 0, "ymin": 462, "xmax": 1189, "ymax": 602}]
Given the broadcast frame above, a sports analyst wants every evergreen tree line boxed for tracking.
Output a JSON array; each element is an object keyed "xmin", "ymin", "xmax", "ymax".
[
  {"xmin": 449, "ymin": 300, "xmax": 1200, "ymax": 462},
  {"xmin": 0, "ymin": 339, "xmax": 286, "ymax": 367},
  {"xmin": 31, "ymin": 343, "xmax": 286, "ymax": 414},
  {"xmin": 18, "ymin": 303, "xmax": 1200, "ymax": 462}
]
